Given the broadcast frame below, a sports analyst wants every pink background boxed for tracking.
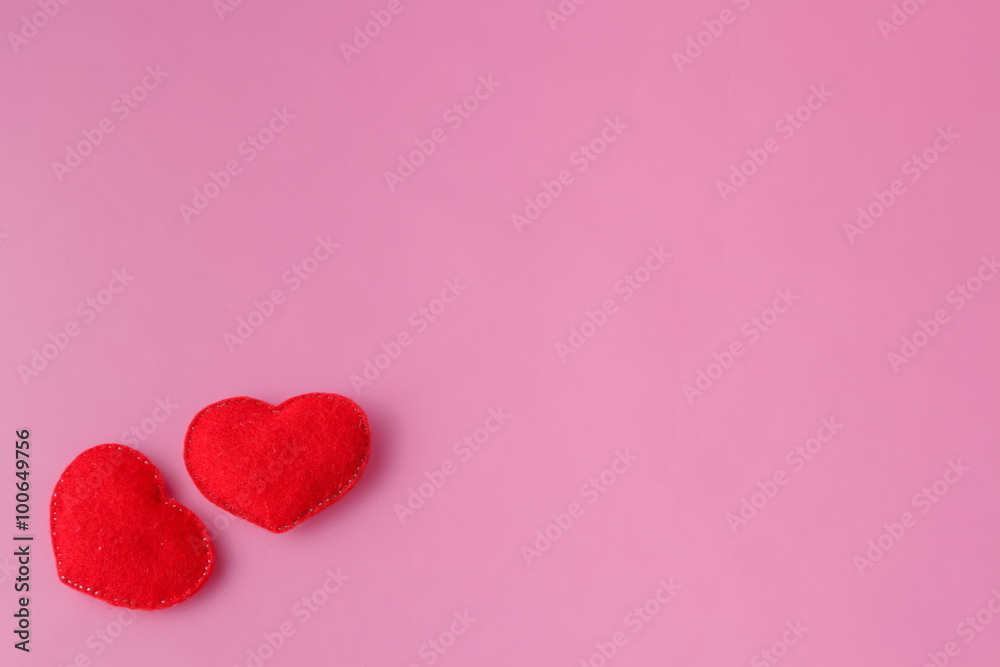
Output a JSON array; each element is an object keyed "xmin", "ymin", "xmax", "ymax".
[{"xmin": 3, "ymin": 0, "xmax": 1000, "ymax": 665}]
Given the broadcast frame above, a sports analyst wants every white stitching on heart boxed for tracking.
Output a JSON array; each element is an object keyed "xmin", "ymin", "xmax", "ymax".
[{"xmin": 50, "ymin": 444, "xmax": 214, "ymax": 609}]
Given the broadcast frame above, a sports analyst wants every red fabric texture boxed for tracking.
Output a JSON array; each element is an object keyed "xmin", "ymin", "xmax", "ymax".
[
  {"xmin": 50, "ymin": 445, "xmax": 214, "ymax": 610},
  {"xmin": 184, "ymin": 393, "xmax": 370, "ymax": 533}
]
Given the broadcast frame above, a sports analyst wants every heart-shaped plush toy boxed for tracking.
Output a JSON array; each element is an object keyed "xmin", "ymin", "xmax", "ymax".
[
  {"xmin": 184, "ymin": 393, "xmax": 370, "ymax": 533},
  {"xmin": 50, "ymin": 445, "xmax": 214, "ymax": 610}
]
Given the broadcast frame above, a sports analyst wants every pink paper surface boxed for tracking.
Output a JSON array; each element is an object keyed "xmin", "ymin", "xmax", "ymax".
[{"xmin": 2, "ymin": 0, "xmax": 999, "ymax": 665}]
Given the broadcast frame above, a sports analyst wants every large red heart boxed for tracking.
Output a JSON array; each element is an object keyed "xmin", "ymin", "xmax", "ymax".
[
  {"xmin": 183, "ymin": 393, "xmax": 370, "ymax": 533},
  {"xmin": 50, "ymin": 445, "xmax": 214, "ymax": 610}
]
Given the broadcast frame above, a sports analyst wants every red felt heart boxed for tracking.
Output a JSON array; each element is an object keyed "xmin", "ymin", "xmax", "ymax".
[
  {"xmin": 50, "ymin": 445, "xmax": 214, "ymax": 610},
  {"xmin": 184, "ymin": 393, "xmax": 370, "ymax": 533}
]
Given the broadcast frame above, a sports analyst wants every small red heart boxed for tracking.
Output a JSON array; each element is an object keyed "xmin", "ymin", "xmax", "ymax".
[
  {"xmin": 184, "ymin": 393, "xmax": 370, "ymax": 533},
  {"xmin": 50, "ymin": 445, "xmax": 214, "ymax": 610}
]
